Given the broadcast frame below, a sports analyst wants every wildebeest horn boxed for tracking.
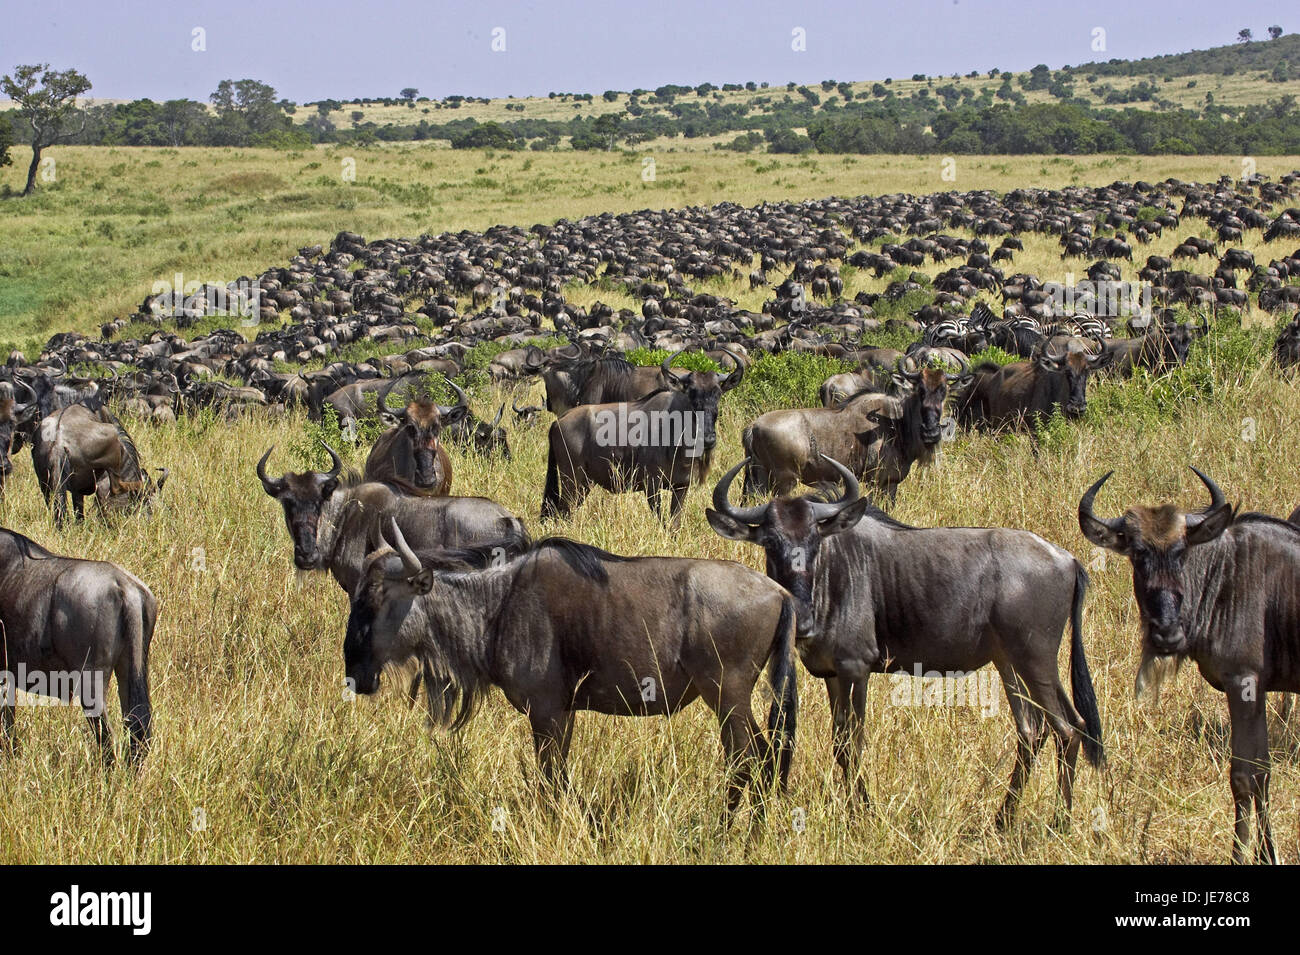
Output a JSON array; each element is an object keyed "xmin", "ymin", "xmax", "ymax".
[
  {"xmin": 491, "ymin": 403, "xmax": 504, "ymax": 428},
  {"xmin": 711, "ymin": 458, "xmax": 768, "ymax": 525},
  {"xmin": 45, "ymin": 356, "xmax": 66, "ymax": 379},
  {"xmin": 660, "ymin": 352, "xmax": 677, "ymax": 378},
  {"xmin": 895, "ymin": 357, "xmax": 922, "ymax": 383},
  {"xmin": 387, "ymin": 517, "xmax": 423, "ymax": 578},
  {"xmin": 1188, "ymin": 466, "xmax": 1226, "ymax": 516},
  {"xmin": 13, "ymin": 378, "xmax": 37, "ymax": 402},
  {"xmin": 439, "ymin": 376, "xmax": 469, "ymax": 414},
  {"xmin": 154, "ymin": 467, "xmax": 169, "ymax": 492},
  {"xmin": 945, "ymin": 355, "xmax": 971, "ymax": 382},
  {"xmin": 1077, "ymin": 471, "xmax": 1124, "ymax": 544},
  {"xmin": 321, "ymin": 441, "xmax": 342, "ymax": 479},
  {"xmin": 377, "ymin": 378, "xmax": 397, "ymax": 418},
  {"xmin": 720, "ymin": 347, "xmax": 746, "ymax": 391},
  {"xmin": 256, "ymin": 446, "xmax": 285, "ymax": 493},
  {"xmin": 808, "ymin": 454, "xmax": 861, "ymax": 522}
]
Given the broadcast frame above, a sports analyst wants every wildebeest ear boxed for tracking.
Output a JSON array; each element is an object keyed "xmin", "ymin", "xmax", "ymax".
[
  {"xmin": 1186, "ymin": 503, "xmax": 1233, "ymax": 546},
  {"xmin": 816, "ymin": 497, "xmax": 870, "ymax": 536},
  {"xmin": 705, "ymin": 507, "xmax": 758, "ymax": 542},
  {"xmin": 411, "ymin": 568, "xmax": 434, "ymax": 595}
]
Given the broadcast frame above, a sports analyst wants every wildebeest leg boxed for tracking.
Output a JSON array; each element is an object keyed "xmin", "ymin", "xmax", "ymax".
[
  {"xmin": 529, "ymin": 710, "xmax": 574, "ymax": 797},
  {"xmin": 72, "ymin": 492, "xmax": 86, "ymax": 523},
  {"xmin": 1225, "ymin": 681, "xmax": 1275, "ymax": 864},
  {"xmin": 665, "ymin": 485, "xmax": 688, "ymax": 526},
  {"xmin": 716, "ymin": 696, "xmax": 764, "ymax": 819},
  {"xmin": 84, "ymin": 713, "xmax": 114, "ymax": 767},
  {"xmin": 0, "ymin": 695, "xmax": 14, "ymax": 752},
  {"xmin": 826, "ymin": 676, "xmax": 870, "ymax": 805},
  {"xmin": 1051, "ymin": 684, "xmax": 1084, "ymax": 822},
  {"xmin": 995, "ymin": 665, "xmax": 1048, "ymax": 829}
]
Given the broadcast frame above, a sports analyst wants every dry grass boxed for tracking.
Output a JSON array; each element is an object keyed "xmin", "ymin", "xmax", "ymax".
[{"xmin": 1, "ymin": 150, "xmax": 1299, "ymax": 863}]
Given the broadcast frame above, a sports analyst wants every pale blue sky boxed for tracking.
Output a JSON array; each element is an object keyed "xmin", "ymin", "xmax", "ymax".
[{"xmin": 1, "ymin": 0, "xmax": 1294, "ymax": 103}]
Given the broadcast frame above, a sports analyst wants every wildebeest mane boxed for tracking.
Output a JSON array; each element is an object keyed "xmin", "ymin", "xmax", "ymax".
[{"xmin": 0, "ymin": 527, "xmax": 56, "ymax": 560}]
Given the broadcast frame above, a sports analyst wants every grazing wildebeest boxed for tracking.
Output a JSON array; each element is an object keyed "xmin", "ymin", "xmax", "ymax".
[
  {"xmin": 0, "ymin": 394, "xmax": 35, "ymax": 492},
  {"xmin": 1079, "ymin": 468, "xmax": 1300, "ymax": 863},
  {"xmin": 744, "ymin": 360, "xmax": 966, "ymax": 502},
  {"xmin": 708, "ymin": 456, "xmax": 1104, "ymax": 826},
  {"xmin": 541, "ymin": 351, "xmax": 743, "ymax": 522},
  {"xmin": 1104, "ymin": 318, "xmax": 1206, "ymax": 377},
  {"xmin": 445, "ymin": 403, "xmax": 510, "ymax": 459},
  {"xmin": 1274, "ymin": 318, "xmax": 1300, "ymax": 370},
  {"xmin": 363, "ymin": 377, "xmax": 469, "ymax": 496},
  {"xmin": 343, "ymin": 519, "xmax": 797, "ymax": 813},
  {"xmin": 959, "ymin": 344, "xmax": 1111, "ymax": 430},
  {"xmin": 0, "ymin": 528, "xmax": 155, "ymax": 764},
  {"xmin": 31, "ymin": 405, "xmax": 168, "ymax": 525}
]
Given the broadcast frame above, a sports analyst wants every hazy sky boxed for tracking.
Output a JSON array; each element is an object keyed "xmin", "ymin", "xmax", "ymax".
[{"xmin": 1, "ymin": 0, "xmax": 1295, "ymax": 103}]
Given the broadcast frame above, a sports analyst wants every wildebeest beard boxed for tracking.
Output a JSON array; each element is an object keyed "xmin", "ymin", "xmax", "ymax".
[{"xmin": 1135, "ymin": 644, "xmax": 1185, "ymax": 700}]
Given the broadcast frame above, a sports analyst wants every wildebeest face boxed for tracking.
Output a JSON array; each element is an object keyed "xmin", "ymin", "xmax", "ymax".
[
  {"xmin": 1079, "ymin": 469, "xmax": 1233, "ymax": 666},
  {"xmin": 707, "ymin": 456, "xmax": 867, "ymax": 642},
  {"xmin": 345, "ymin": 550, "xmax": 428, "ymax": 695},
  {"xmin": 257, "ymin": 445, "xmax": 342, "ymax": 570},
  {"xmin": 1038, "ymin": 349, "xmax": 1110, "ymax": 418},
  {"xmin": 663, "ymin": 351, "xmax": 743, "ymax": 452},
  {"xmin": 401, "ymin": 400, "xmax": 450, "ymax": 489},
  {"xmin": 0, "ymin": 398, "xmax": 18, "ymax": 484}
]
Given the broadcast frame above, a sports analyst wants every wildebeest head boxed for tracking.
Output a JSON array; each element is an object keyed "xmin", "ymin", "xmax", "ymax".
[
  {"xmin": 660, "ymin": 349, "xmax": 744, "ymax": 452},
  {"xmin": 1037, "ymin": 344, "xmax": 1111, "ymax": 418},
  {"xmin": 707, "ymin": 454, "xmax": 868, "ymax": 641},
  {"xmin": 378, "ymin": 376, "xmax": 468, "ymax": 490},
  {"xmin": 344, "ymin": 519, "xmax": 432, "ymax": 696},
  {"xmin": 257, "ymin": 443, "xmax": 343, "ymax": 570},
  {"xmin": 0, "ymin": 395, "xmax": 31, "ymax": 485},
  {"xmin": 894, "ymin": 358, "xmax": 969, "ymax": 446},
  {"xmin": 1078, "ymin": 468, "xmax": 1234, "ymax": 689}
]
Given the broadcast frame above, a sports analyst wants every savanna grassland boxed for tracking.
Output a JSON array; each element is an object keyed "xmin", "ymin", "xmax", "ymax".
[{"xmin": 1, "ymin": 146, "xmax": 1299, "ymax": 863}]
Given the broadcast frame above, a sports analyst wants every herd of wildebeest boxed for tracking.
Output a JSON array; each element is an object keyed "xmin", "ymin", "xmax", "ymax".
[{"xmin": 5, "ymin": 170, "xmax": 1300, "ymax": 862}]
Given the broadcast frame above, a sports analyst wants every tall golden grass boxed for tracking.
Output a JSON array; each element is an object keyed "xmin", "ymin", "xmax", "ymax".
[{"xmin": 0, "ymin": 150, "xmax": 1297, "ymax": 863}]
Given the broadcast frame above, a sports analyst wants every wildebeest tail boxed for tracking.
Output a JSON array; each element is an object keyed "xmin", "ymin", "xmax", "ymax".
[
  {"xmin": 119, "ymin": 585, "xmax": 156, "ymax": 765},
  {"xmin": 541, "ymin": 423, "xmax": 561, "ymax": 519},
  {"xmin": 766, "ymin": 593, "xmax": 798, "ymax": 788},
  {"xmin": 1069, "ymin": 560, "xmax": 1104, "ymax": 768}
]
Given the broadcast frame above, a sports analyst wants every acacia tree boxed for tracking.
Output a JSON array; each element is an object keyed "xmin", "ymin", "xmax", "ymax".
[
  {"xmin": 1268, "ymin": 25, "xmax": 1283, "ymax": 39},
  {"xmin": 1238, "ymin": 28, "xmax": 1253, "ymax": 43},
  {"xmin": 0, "ymin": 64, "xmax": 91, "ymax": 195},
  {"xmin": 0, "ymin": 113, "xmax": 13, "ymax": 171}
]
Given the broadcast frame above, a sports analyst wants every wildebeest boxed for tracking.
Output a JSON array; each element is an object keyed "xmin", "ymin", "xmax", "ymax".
[
  {"xmin": 959, "ymin": 344, "xmax": 1112, "ymax": 430},
  {"xmin": 0, "ymin": 393, "xmax": 35, "ymax": 492},
  {"xmin": 708, "ymin": 455, "xmax": 1104, "ymax": 826},
  {"xmin": 1104, "ymin": 317, "xmax": 1206, "ymax": 377},
  {"xmin": 1079, "ymin": 468, "xmax": 1300, "ymax": 863},
  {"xmin": 445, "ymin": 403, "xmax": 510, "ymax": 459},
  {"xmin": 343, "ymin": 519, "xmax": 797, "ymax": 812},
  {"xmin": 31, "ymin": 405, "xmax": 168, "ymax": 525},
  {"xmin": 542, "ymin": 353, "xmax": 668, "ymax": 417},
  {"xmin": 362, "ymin": 377, "xmax": 470, "ymax": 496},
  {"xmin": 541, "ymin": 351, "xmax": 743, "ymax": 522},
  {"xmin": 257, "ymin": 444, "xmax": 529, "ymax": 592},
  {"xmin": 0, "ymin": 528, "xmax": 155, "ymax": 764},
  {"xmin": 744, "ymin": 361, "xmax": 965, "ymax": 502}
]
